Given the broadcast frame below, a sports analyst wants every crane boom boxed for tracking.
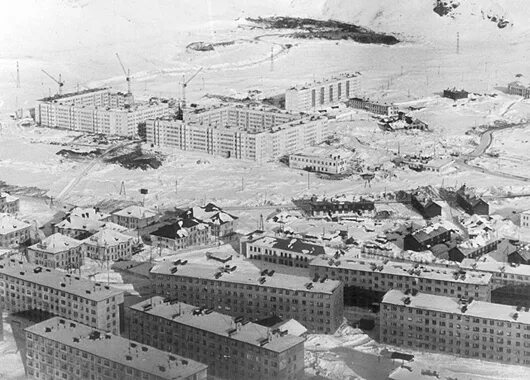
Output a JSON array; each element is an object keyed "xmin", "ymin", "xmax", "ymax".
[
  {"xmin": 41, "ymin": 69, "xmax": 64, "ymax": 95},
  {"xmin": 184, "ymin": 67, "xmax": 203, "ymax": 86},
  {"xmin": 115, "ymin": 53, "xmax": 131, "ymax": 95},
  {"xmin": 181, "ymin": 67, "xmax": 204, "ymax": 108}
]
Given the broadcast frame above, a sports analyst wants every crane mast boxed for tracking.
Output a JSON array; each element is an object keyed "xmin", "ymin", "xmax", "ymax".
[
  {"xmin": 181, "ymin": 67, "xmax": 203, "ymax": 108},
  {"xmin": 41, "ymin": 69, "xmax": 64, "ymax": 95}
]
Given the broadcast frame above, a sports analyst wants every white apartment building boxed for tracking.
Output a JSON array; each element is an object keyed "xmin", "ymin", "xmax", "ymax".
[
  {"xmin": 0, "ymin": 192, "xmax": 19, "ymax": 214},
  {"xmin": 309, "ymin": 256, "xmax": 492, "ymax": 301},
  {"xmin": 150, "ymin": 259, "xmax": 344, "ymax": 334},
  {"xmin": 289, "ymin": 146, "xmax": 352, "ymax": 174},
  {"xmin": 0, "ymin": 259, "xmax": 124, "ymax": 333},
  {"xmin": 0, "ymin": 213, "xmax": 31, "ymax": 248},
  {"xmin": 25, "ymin": 317, "xmax": 207, "ymax": 380},
  {"xmin": 128, "ymin": 297, "xmax": 304, "ymax": 380},
  {"xmin": 380, "ymin": 289, "xmax": 530, "ymax": 366},
  {"xmin": 35, "ymin": 88, "xmax": 170, "ymax": 137},
  {"xmin": 285, "ymin": 73, "xmax": 360, "ymax": 112},
  {"xmin": 111, "ymin": 205, "xmax": 158, "ymax": 229},
  {"xmin": 147, "ymin": 107, "xmax": 332, "ymax": 162},
  {"xmin": 27, "ymin": 233, "xmax": 84, "ymax": 270},
  {"xmin": 82, "ymin": 228, "xmax": 135, "ymax": 261}
]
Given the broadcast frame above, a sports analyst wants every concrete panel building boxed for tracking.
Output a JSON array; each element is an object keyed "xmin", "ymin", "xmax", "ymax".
[
  {"xmin": 128, "ymin": 297, "xmax": 304, "ymax": 380},
  {"xmin": 309, "ymin": 256, "xmax": 492, "ymax": 301},
  {"xmin": 25, "ymin": 317, "xmax": 207, "ymax": 380},
  {"xmin": 380, "ymin": 289, "xmax": 530, "ymax": 366},
  {"xmin": 285, "ymin": 73, "xmax": 360, "ymax": 112},
  {"xmin": 27, "ymin": 233, "xmax": 84, "ymax": 270},
  {"xmin": 0, "ymin": 259, "xmax": 124, "ymax": 333},
  {"xmin": 150, "ymin": 260, "xmax": 344, "ymax": 333}
]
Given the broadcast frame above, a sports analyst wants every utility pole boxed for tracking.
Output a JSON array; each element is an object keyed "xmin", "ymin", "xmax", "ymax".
[
  {"xmin": 16, "ymin": 61, "xmax": 20, "ymax": 89},
  {"xmin": 456, "ymin": 32, "xmax": 460, "ymax": 55}
]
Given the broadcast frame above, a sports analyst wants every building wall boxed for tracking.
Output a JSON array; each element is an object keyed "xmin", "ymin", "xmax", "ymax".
[
  {"xmin": 289, "ymin": 153, "xmax": 347, "ymax": 174},
  {"xmin": 27, "ymin": 246, "xmax": 83, "ymax": 270},
  {"xmin": 244, "ymin": 241, "xmax": 316, "ymax": 269},
  {"xmin": 0, "ymin": 226, "xmax": 31, "ymax": 248},
  {"xmin": 507, "ymin": 83, "xmax": 530, "ymax": 98},
  {"xmin": 111, "ymin": 214, "xmax": 157, "ymax": 230},
  {"xmin": 520, "ymin": 213, "xmax": 530, "ymax": 229},
  {"xmin": 0, "ymin": 198, "xmax": 19, "ymax": 214},
  {"xmin": 150, "ymin": 225, "xmax": 211, "ymax": 251},
  {"xmin": 83, "ymin": 240, "xmax": 134, "ymax": 261}
]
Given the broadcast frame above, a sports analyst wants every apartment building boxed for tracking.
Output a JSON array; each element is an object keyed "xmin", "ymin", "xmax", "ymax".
[
  {"xmin": 53, "ymin": 215, "xmax": 128, "ymax": 240},
  {"xmin": 0, "ymin": 192, "xmax": 19, "ymax": 214},
  {"xmin": 25, "ymin": 317, "xmax": 207, "ymax": 380},
  {"xmin": 285, "ymin": 73, "xmax": 360, "ymax": 112},
  {"xmin": 111, "ymin": 205, "xmax": 158, "ymax": 230},
  {"xmin": 380, "ymin": 289, "xmax": 530, "ymax": 366},
  {"xmin": 0, "ymin": 259, "xmax": 124, "ymax": 333},
  {"xmin": 346, "ymin": 97, "xmax": 398, "ymax": 116},
  {"xmin": 289, "ymin": 146, "xmax": 352, "ymax": 175},
  {"xmin": 184, "ymin": 203, "xmax": 238, "ymax": 238},
  {"xmin": 147, "ymin": 108, "xmax": 332, "ymax": 163},
  {"xmin": 241, "ymin": 235, "xmax": 326, "ymax": 268},
  {"xmin": 460, "ymin": 259, "xmax": 530, "ymax": 290},
  {"xmin": 128, "ymin": 297, "xmax": 304, "ymax": 380},
  {"xmin": 507, "ymin": 81, "xmax": 530, "ymax": 98},
  {"xmin": 150, "ymin": 218, "xmax": 211, "ymax": 251},
  {"xmin": 35, "ymin": 88, "xmax": 170, "ymax": 137},
  {"xmin": 82, "ymin": 228, "xmax": 135, "ymax": 261},
  {"xmin": 0, "ymin": 213, "xmax": 31, "ymax": 248},
  {"xmin": 150, "ymin": 259, "xmax": 344, "ymax": 333},
  {"xmin": 520, "ymin": 210, "xmax": 530, "ymax": 229},
  {"xmin": 27, "ymin": 233, "xmax": 84, "ymax": 270},
  {"xmin": 309, "ymin": 256, "xmax": 492, "ymax": 301}
]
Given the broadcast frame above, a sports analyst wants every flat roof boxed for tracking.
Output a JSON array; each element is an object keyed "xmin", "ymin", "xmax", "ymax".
[
  {"xmin": 309, "ymin": 256, "xmax": 492, "ymax": 285},
  {"xmin": 25, "ymin": 317, "xmax": 207, "ymax": 379},
  {"xmin": 150, "ymin": 260, "xmax": 341, "ymax": 294},
  {"xmin": 382, "ymin": 289, "xmax": 530, "ymax": 325},
  {"xmin": 38, "ymin": 87, "xmax": 109, "ymax": 102},
  {"xmin": 130, "ymin": 297, "xmax": 305, "ymax": 353},
  {"xmin": 0, "ymin": 259, "xmax": 123, "ymax": 301},
  {"xmin": 28, "ymin": 233, "xmax": 83, "ymax": 254},
  {"xmin": 460, "ymin": 259, "xmax": 530, "ymax": 277},
  {"xmin": 0, "ymin": 213, "xmax": 31, "ymax": 235},
  {"xmin": 250, "ymin": 236, "xmax": 326, "ymax": 256}
]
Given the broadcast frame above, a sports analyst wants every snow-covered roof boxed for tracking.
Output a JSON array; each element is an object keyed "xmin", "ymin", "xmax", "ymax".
[
  {"xmin": 275, "ymin": 319, "xmax": 308, "ymax": 337},
  {"xmin": 84, "ymin": 228, "xmax": 134, "ymax": 247},
  {"xmin": 0, "ymin": 213, "xmax": 31, "ymax": 235},
  {"xmin": 251, "ymin": 236, "xmax": 326, "ymax": 256},
  {"xmin": 290, "ymin": 145, "xmax": 353, "ymax": 160},
  {"xmin": 461, "ymin": 259, "xmax": 530, "ymax": 277},
  {"xmin": 29, "ymin": 233, "xmax": 82, "ymax": 253},
  {"xmin": 69, "ymin": 207, "xmax": 110, "ymax": 221},
  {"xmin": 112, "ymin": 205, "xmax": 157, "ymax": 220},
  {"xmin": 0, "ymin": 192, "xmax": 19, "ymax": 203}
]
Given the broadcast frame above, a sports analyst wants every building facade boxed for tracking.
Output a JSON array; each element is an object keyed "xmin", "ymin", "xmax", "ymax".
[
  {"xmin": 111, "ymin": 205, "xmax": 158, "ymax": 230},
  {"xmin": 295, "ymin": 196, "xmax": 375, "ymax": 218},
  {"xmin": 0, "ymin": 192, "xmax": 19, "ymax": 214},
  {"xmin": 380, "ymin": 289, "xmax": 530, "ymax": 366},
  {"xmin": 27, "ymin": 233, "xmax": 84, "ymax": 270},
  {"xmin": 456, "ymin": 186, "xmax": 489, "ymax": 215},
  {"xmin": 82, "ymin": 229, "xmax": 135, "ymax": 262},
  {"xmin": 150, "ymin": 218, "xmax": 211, "ymax": 251},
  {"xmin": 184, "ymin": 203, "xmax": 238, "ymax": 238},
  {"xmin": 346, "ymin": 97, "xmax": 398, "ymax": 116},
  {"xmin": 0, "ymin": 259, "xmax": 124, "ymax": 333},
  {"xmin": 128, "ymin": 297, "xmax": 304, "ymax": 380},
  {"xmin": 0, "ymin": 214, "xmax": 31, "ymax": 248},
  {"xmin": 289, "ymin": 147, "xmax": 351, "ymax": 175},
  {"xmin": 520, "ymin": 210, "xmax": 530, "ymax": 229},
  {"xmin": 403, "ymin": 225, "xmax": 452, "ymax": 252},
  {"xmin": 25, "ymin": 317, "xmax": 207, "ymax": 380},
  {"xmin": 507, "ymin": 82, "xmax": 530, "ymax": 98},
  {"xmin": 150, "ymin": 260, "xmax": 344, "ymax": 334},
  {"xmin": 285, "ymin": 73, "xmax": 360, "ymax": 112},
  {"xmin": 410, "ymin": 191, "xmax": 442, "ymax": 219}
]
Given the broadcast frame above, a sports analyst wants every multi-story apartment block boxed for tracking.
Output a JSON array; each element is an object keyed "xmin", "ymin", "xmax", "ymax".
[
  {"xmin": 309, "ymin": 256, "xmax": 492, "ymax": 301},
  {"xmin": 128, "ymin": 297, "xmax": 304, "ymax": 380},
  {"xmin": 184, "ymin": 203, "xmax": 238, "ymax": 238},
  {"xmin": 150, "ymin": 259, "xmax": 344, "ymax": 333},
  {"xmin": 289, "ymin": 146, "xmax": 352, "ymax": 175},
  {"xmin": 0, "ymin": 259, "xmax": 124, "ymax": 333},
  {"xmin": 82, "ymin": 228, "xmax": 135, "ymax": 261},
  {"xmin": 241, "ymin": 235, "xmax": 326, "ymax": 268},
  {"xmin": 150, "ymin": 218, "xmax": 211, "ymax": 251},
  {"xmin": 346, "ymin": 97, "xmax": 398, "ymax": 116},
  {"xmin": 285, "ymin": 73, "xmax": 360, "ymax": 112},
  {"xmin": 25, "ymin": 317, "xmax": 207, "ymax": 380},
  {"xmin": 0, "ymin": 192, "xmax": 20, "ymax": 214},
  {"xmin": 460, "ymin": 259, "xmax": 530, "ymax": 290},
  {"xmin": 507, "ymin": 81, "xmax": 530, "ymax": 98},
  {"xmin": 35, "ymin": 88, "xmax": 170, "ymax": 137},
  {"xmin": 380, "ymin": 289, "xmax": 530, "ymax": 366},
  {"xmin": 111, "ymin": 205, "xmax": 158, "ymax": 230},
  {"xmin": 147, "ymin": 107, "xmax": 332, "ymax": 163},
  {"xmin": 403, "ymin": 224, "xmax": 452, "ymax": 252},
  {"xmin": 27, "ymin": 233, "xmax": 84, "ymax": 270},
  {"xmin": 0, "ymin": 213, "xmax": 31, "ymax": 248}
]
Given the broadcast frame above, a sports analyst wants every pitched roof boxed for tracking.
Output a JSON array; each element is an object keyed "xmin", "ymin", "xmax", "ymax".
[
  {"xmin": 0, "ymin": 213, "xmax": 31, "ymax": 235},
  {"xmin": 29, "ymin": 233, "xmax": 82, "ymax": 253},
  {"xmin": 251, "ymin": 236, "xmax": 326, "ymax": 256},
  {"xmin": 83, "ymin": 229, "xmax": 134, "ymax": 247},
  {"xmin": 150, "ymin": 218, "xmax": 208, "ymax": 239},
  {"xmin": 112, "ymin": 205, "xmax": 157, "ymax": 219}
]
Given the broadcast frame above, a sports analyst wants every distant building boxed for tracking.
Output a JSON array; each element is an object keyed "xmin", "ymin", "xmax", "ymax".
[
  {"xmin": 289, "ymin": 146, "xmax": 352, "ymax": 175},
  {"xmin": 520, "ymin": 210, "xmax": 530, "ymax": 229},
  {"xmin": 346, "ymin": 97, "xmax": 398, "ymax": 116},
  {"xmin": 25, "ymin": 317, "xmax": 207, "ymax": 380},
  {"xmin": 150, "ymin": 218, "xmax": 211, "ymax": 251},
  {"xmin": 53, "ymin": 215, "xmax": 128, "ymax": 239},
  {"xmin": 410, "ymin": 190, "xmax": 442, "ymax": 219},
  {"xmin": 443, "ymin": 88, "xmax": 468, "ymax": 100},
  {"xmin": 128, "ymin": 297, "xmax": 304, "ymax": 380},
  {"xmin": 150, "ymin": 260, "xmax": 344, "ymax": 333},
  {"xmin": 0, "ymin": 213, "xmax": 31, "ymax": 248},
  {"xmin": 403, "ymin": 224, "xmax": 452, "ymax": 251},
  {"xmin": 0, "ymin": 259, "xmax": 124, "ymax": 333},
  {"xmin": 111, "ymin": 205, "xmax": 158, "ymax": 230},
  {"xmin": 242, "ymin": 235, "xmax": 326, "ymax": 268},
  {"xmin": 285, "ymin": 73, "xmax": 360, "ymax": 112},
  {"xmin": 0, "ymin": 192, "xmax": 19, "ymax": 214},
  {"xmin": 456, "ymin": 185, "xmax": 489, "ymax": 215},
  {"xmin": 184, "ymin": 203, "xmax": 238, "ymax": 238},
  {"xmin": 380, "ymin": 289, "xmax": 530, "ymax": 366},
  {"xmin": 27, "ymin": 233, "xmax": 84, "ymax": 270},
  {"xmin": 422, "ymin": 158, "xmax": 454, "ymax": 173},
  {"xmin": 507, "ymin": 81, "xmax": 530, "ymax": 98},
  {"xmin": 295, "ymin": 196, "xmax": 375, "ymax": 218},
  {"xmin": 82, "ymin": 228, "xmax": 135, "ymax": 261}
]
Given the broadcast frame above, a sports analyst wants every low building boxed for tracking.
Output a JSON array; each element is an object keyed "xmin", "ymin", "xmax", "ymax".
[
  {"xmin": 184, "ymin": 203, "xmax": 238, "ymax": 238},
  {"xmin": 456, "ymin": 185, "xmax": 489, "ymax": 215},
  {"xmin": 111, "ymin": 205, "xmax": 158, "ymax": 230},
  {"xmin": 0, "ymin": 213, "xmax": 31, "ymax": 248},
  {"xmin": 242, "ymin": 235, "xmax": 326, "ymax": 268},
  {"xmin": 443, "ymin": 88, "xmax": 468, "ymax": 100},
  {"xmin": 0, "ymin": 259, "xmax": 124, "ymax": 333},
  {"xmin": 449, "ymin": 237, "xmax": 499, "ymax": 263},
  {"xmin": 295, "ymin": 195, "xmax": 375, "ymax": 218},
  {"xmin": 0, "ymin": 192, "xmax": 19, "ymax": 214},
  {"xmin": 289, "ymin": 146, "xmax": 352, "ymax": 175},
  {"xmin": 403, "ymin": 224, "xmax": 452, "ymax": 252},
  {"xmin": 508, "ymin": 247, "xmax": 530, "ymax": 265},
  {"xmin": 150, "ymin": 218, "xmax": 211, "ymax": 251},
  {"xmin": 520, "ymin": 210, "xmax": 530, "ymax": 229},
  {"xmin": 25, "ymin": 317, "xmax": 207, "ymax": 380},
  {"xmin": 410, "ymin": 190, "xmax": 442, "ymax": 219},
  {"xmin": 27, "ymin": 233, "xmax": 84, "ymax": 270},
  {"xmin": 309, "ymin": 256, "xmax": 492, "ymax": 301},
  {"xmin": 422, "ymin": 158, "xmax": 454, "ymax": 173},
  {"xmin": 128, "ymin": 297, "xmax": 304, "ymax": 380},
  {"xmin": 380, "ymin": 289, "xmax": 530, "ymax": 366},
  {"xmin": 507, "ymin": 81, "xmax": 530, "ymax": 98},
  {"xmin": 347, "ymin": 97, "xmax": 398, "ymax": 116},
  {"xmin": 82, "ymin": 228, "xmax": 135, "ymax": 261},
  {"xmin": 150, "ymin": 260, "xmax": 344, "ymax": 334}
]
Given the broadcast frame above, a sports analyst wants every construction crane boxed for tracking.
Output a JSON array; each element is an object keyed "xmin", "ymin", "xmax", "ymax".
[
  {"xmin": 41, "ymin": 69, "xmax": 64, "ymax": 95},
  {"xmin": 115, "ymin": 53, "xmax": 131, "ymax": 95},
  {"xmin": 181, "ymin": 67, "xmax": 203, "ymax": 108}
]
